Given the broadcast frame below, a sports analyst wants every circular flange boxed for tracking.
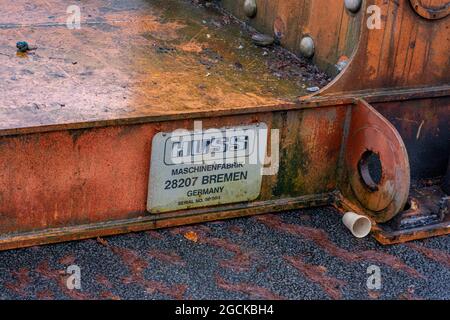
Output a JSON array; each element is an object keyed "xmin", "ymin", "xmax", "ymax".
[
  {"xmin": 345, "ymin": 126, "xmax": 410, "ymax": 222},
  {"xmin": 409, "ymin": 0, "xmax": 450, "ymax": 20}
]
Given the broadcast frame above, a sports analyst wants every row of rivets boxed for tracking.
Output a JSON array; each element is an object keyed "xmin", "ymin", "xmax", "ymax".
[{"xmin": 244, "ymin": 0, "xmax": 362, "ymax": 59}]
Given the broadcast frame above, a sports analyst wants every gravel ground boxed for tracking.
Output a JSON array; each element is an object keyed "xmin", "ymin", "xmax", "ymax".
[{"xmin": 0, "ymin": 206, "xmax": 448, "ymax": 300}]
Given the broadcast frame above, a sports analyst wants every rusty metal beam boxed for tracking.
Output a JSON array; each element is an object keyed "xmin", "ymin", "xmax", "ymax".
[{"xmin": 0, "ymin": 0, "xmax": 448, "ymax": 249}]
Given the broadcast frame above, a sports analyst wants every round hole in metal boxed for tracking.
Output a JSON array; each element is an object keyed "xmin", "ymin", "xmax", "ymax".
[{"xmin": 358, "ymin": 151, "xmax": 383, "ymax": 192}]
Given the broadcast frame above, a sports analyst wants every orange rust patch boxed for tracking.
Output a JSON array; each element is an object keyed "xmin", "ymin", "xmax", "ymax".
[
  {"xmin": 96, "ymin": 274, "xmax": 114, "ymax": 289},
  {"xmin": 36, "ymin": 260, "xmax": 92, "ymax": 300},
  {"xmin": 146, "ymin": 230, "xmax": 165, "ymax": 239},
  {"xmin": 171, "ymin": 225, "xmax": 256, "ymax": 272},
  {"xmin": 215, "ymin": 275, "xmax": 283, "ymax": 300},
  {"xmin": 407, "ymin": 243, "xmax": 450, "ymax": 268},
  {"xmin": 184, "ymin": 231, "xmax": 199, "ymax": 243},
  {"xmin": 99, "ymin": 291, "xmax": 122, "ymax": 300},
  {"xmin": 111, "ymin": 246, "xmax": 187, "ymax": 299},
  {"xmin": 170, "ymin": 225, "xmax": 212, "ymax": 236},
  {"xmin": 228, "ymin": 225, "xmax": 244, "ymax": 235},
  {"xmin": 97, "ymin": 237, "xmax": 109, "ymax": 247},
  {"xmin": 148, "ymin": 249, "xmax": 186, "ymax": 266},
  {"xmin": 398, "ymin": 286, "xmax": 424, "ymax": 300},
  {"xmin": 368, "ymin": 290, "xmax": 382, "ymax": 300},
  {"xmin": 59, "ymin": 254, "xmax": 77, "ymax": 265},
  {"xmin": 36, "ymin": 290, "xmax": 55, "ymax": 300},
  {"xmin": 285, "ymin": 256, "xmax": 346, "ymax": 300},
  {"xmin": 256, "ymin": 215, "xmax": 424, "ymax": 278},
  {"xmin": 4, "ymin": 268, "xmax": 31, "ymax": 297},
  {"xmin": 202, "ymin": 237, "xmax": 256, "ymax": 272},
  {"xmin": 145, "ymin": 281, "xmax": 188, "ymax": 300},
  {"xmin": 105, "ymin": 11, "xmax": 185, "ymax": 41}
]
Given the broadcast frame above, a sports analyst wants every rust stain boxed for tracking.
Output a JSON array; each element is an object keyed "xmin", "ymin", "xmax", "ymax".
[
  {"xmin": 145, "ymin": 280, "xmax": 188, "ymax": 300},
  {"xmin": 96, "ymin": 237, "xmax": 109, "ymax": 247},
  {"xmin": 36, "ymin": 290, "xmax": 55, "ymax": 300},
  {"xmin": 96, "ymin": 274, "xmax": 114, "ymax": 289},
  {"xmin": 368, "ymin": 290, "xmax": 382, "ymax": 300},
  {"xmin": 146, "ymin": 230, "xmax": 165, "ymax": 239},
  {"xmin": 0, "ymin": 0, "xmax": 446, "ymax": 252},
  {"xmin": 171, "ymin": 225, "xmax": 256, "ymax": 272},
  {"xmin": 204, "ymin": 237, "xmax": 255, "ymax": 272},
  {"xmin": 398, "ymin": 286, "xmax": 424, "ymax": 300},
  {"xmin": 4, "ymin": 268, "xmax": 31, "ymax": 297},
  {"xmin": 285, "ymin": 256, "xmax": 346, "ymax": 300},
  {"xmin": 256, "ymin": 215, "xmax": 424, "ymax": 278},
  {"xmin": 36, "ymin": 260, "xmax": 92, "ymax": 300},
  {"xmin": 148, "ymin": 249, "xmax": 186, "ymax": 266},
  {"xmin": 110, "ymin": 246, "xmax": 187, "ymax": 299},
  {"xmin": 407, "ymin": 243, "xmax": 450, "ymax": 268},
  {"xmin": 170, "ymin": 225, "xmax": 212, "ymax": 236},
  {"xmin": 98, "ymin": 291, "xmax": 122, "ymax": 300},
  {"xmin": 228, "ymin": 225, "xmax": 244, "ymax": 235},
  {"xmin": 111, "ymin": 246, "xmax": 148, "ymax": 276},
  {"xmin": 215, "ymin": 275, "xmax": 283, "ymax": 300},
  {"xmin": 58, "ymin": 254, "xmax": 77, "ymax": 265}
]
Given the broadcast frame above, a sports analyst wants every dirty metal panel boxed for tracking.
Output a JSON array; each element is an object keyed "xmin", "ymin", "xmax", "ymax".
[
  {"xmin": 320, "ymin": 0, "xmax": 450, "ymax": 96},
  {"xmin": 148, "ymin": 123, "xmax": 268, "ymax": 213},
  {"xmin": 0, "ymin": 0, "xmax": 447, "ymax": 251},
  {"xmin": 0, "ymin": 0, "xmax": 330, "ymax": 134},
  {"xmin": 0, "ymin": 107, "xmax": 347, "ymax": 237},
  {"xmin": 221, "ymin": 0, "xmax": 361, "ymax": 75},
  {"xmin": 339, "ymin": 100, "xmax": 410, "ymax": 223},
  {"xmin": 372, "ymin": 96, "xmax": 450, "ymax": 179}
]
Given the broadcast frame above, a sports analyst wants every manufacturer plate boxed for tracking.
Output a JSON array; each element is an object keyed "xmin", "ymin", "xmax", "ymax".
[{"xmin": 147, "ymin": 123, "xmax": 268, "ymax": 213}]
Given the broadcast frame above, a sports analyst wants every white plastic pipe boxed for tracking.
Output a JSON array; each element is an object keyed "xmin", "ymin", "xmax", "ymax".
[{"xmin": 342, "ymin": 212, "xmax": 372, "ymax": 238}]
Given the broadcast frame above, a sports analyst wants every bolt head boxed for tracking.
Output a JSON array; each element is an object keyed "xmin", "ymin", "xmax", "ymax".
[
  {"xmin": 345, "ymin": 0, "xmax": 362, "ymax": 13},
  {"xmin": 244, "ymin": 0, "xmax": 257, "ymax": 18},
  {"xmin": 299, "ymin": 36, "xmax": 315, "ymax": 58}
]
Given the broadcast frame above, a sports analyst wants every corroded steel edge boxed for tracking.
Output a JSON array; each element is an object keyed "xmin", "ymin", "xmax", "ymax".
[
  {"xmin": 0, "ymin": 193, "xmax": 334, "ymax": 251},
  {"xmin": 0, "ymin": 86, "xmax": 448, "ymax": 138}
]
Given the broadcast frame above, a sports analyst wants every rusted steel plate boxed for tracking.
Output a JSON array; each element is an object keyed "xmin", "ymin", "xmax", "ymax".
[
  {"xmin": 0, "ymin": 0, "xmax": 447, "ymax": 250},
  {"xmin": 221, "ymin": 0, "xmax": 361, "ymax": 75},
  {"xmin": 373, "ymin": 181, "xmax": 450, "ymax": 244},
  {"xmin": 0, "ymin": 95, "xmax": 423, "ymax": 249},
  {"xmin": 338, "ymin": 100, "xmax": 410, "ymax": 222},
  {"xmin": 0, "ymin": 108, "xmax": 346, "ymax": 237},
  {"xmin": 319, "ymin": 0, "xmax": 450, "ymax": 95},
  {"xmin": 0, "ymin": 0, "xmax": 330, "ymax": 133}
]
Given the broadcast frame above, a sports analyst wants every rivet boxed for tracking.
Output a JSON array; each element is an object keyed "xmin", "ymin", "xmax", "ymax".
[
  {"xmin": 299, "ymin": 36, "xmax": 315, "ymax": 58},
  {"xmin": 244, "ymin": 0, "xmax": 257, "ymax": 18},
  {"xmin": 344, "ymin": 0, "xmax": 362, "ymax": 13}
]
